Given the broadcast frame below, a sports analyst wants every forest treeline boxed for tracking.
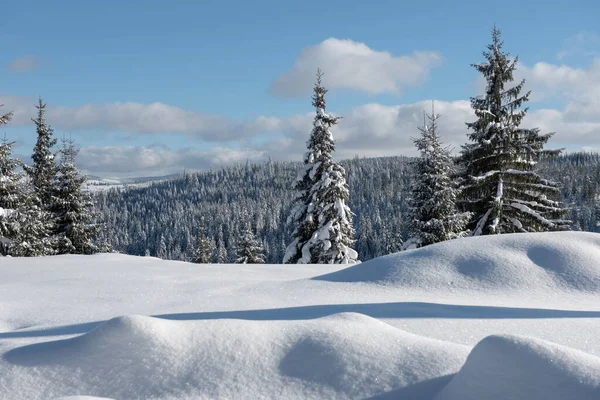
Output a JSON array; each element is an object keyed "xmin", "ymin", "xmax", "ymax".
[{"xmin": 93, "ymin": 152, "xmax": 600, "ymax": 263}]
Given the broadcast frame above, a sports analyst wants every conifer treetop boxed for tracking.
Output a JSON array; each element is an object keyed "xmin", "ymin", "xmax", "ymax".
[{"xmin": 0, "ymin": 105, "xmax": 13, "ymax": 126}]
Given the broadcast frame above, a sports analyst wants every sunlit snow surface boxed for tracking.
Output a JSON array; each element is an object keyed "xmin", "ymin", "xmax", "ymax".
[{"xmin": 1, "ymin": 231, "xmax": 600, "ymax": 399}]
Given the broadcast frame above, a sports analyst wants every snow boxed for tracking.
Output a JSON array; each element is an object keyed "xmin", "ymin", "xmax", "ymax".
[
  {"xmin": 437, "ymin": 334, "xmax": 600, "ymax": 400},
  {"xmin": 316, "ymin": 231, "xmax": 600, "ymax": 293},
  {"xmin": 0, "ymin": 206, "xmax": 13, "ymax": 218},
  {"xmin": 1, "ymin": 232, "xmax": 600, "ymax": 399}
]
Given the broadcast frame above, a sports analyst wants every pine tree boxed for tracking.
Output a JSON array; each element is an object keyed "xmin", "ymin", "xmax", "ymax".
[
  {"xmin": 457, "ymin": 27, "xmax": 569, "ymax": 235},
  {"xmin": 0, "ymin": 107, "xmax": 20, "ymax": 255},
  {"xmin": 10, "ymin": 185, "xmax": 55, "ymax": 257},
  {"xmin": 50, "ymin": 136, "xmax": 99, "ymax": 254},
  {"xmin": 191, "ymin": 223, "xmax": 214, "ymax": 263},
  {"xmin": 235, "ymin": 228, "xmax": 265, "ymax": 264},
  {"xmin": 0, "ymin": 136, "xmax": 24, "ymax": 255},
  {"xmin": 156, "ymin": 234, "xmax": 168, "ymax": 259},
  {"xmin": 26, "ymin": 98, "xmax": 57, "ymax": 207},
  {"xmin": 284, "ymin": 69, "xmax": 358, "ymax": 264},
  {"xmin": 408, "ymin": 104, "xmax": 471, "ymax": 247},
  {"xmin": 216, "ymin": 240, "xmax": 228, "ymax": 263}
]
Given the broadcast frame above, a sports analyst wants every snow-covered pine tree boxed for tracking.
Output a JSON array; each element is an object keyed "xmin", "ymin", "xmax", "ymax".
[
  {"xmin": 10, "ymin": 185, "xmax": 55, "ymax": 257},
  {"xmin": 156, "ymin": 234, "xmax": 168, "ymax": 259},
  {"xmin": 235, "ymin": 228, "xmax": 265, "ymax": 264},
  {"xmin": 50, "ymin": 136, "xmax": 99, "ymax": 254},
  {"xmin": 26, "ymin": 98, "xmax": 57, "ymax": 207},
  {"xmin": 191, "ymin": 222, "xmax": 214, "ymax": 263},
  {"xmin": 0, "ymin": 107, "xmax": 21, "ymax": 255},
  {"xmin": 216, "ymin": 240, "xmax": 228, "ymax": 263},
  {"xmin": 457, "ymin": 27, "xmax": 569, "ymax": 235},
  {"xmin": 408, "ymin": 104, "xmax": 471, "ymax": 247},
  {"xmin": 283, "ymin": 69, "xmax": 358, "ymax": 264}
]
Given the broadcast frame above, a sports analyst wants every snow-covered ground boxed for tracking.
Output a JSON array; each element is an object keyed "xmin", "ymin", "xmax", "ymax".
[{"xmin": 1, "ymin": 231, "xmax": 600, "ymax": 399}]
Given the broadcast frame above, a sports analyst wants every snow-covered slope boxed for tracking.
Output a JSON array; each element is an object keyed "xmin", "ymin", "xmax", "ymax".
[
  {"xmin": 83, "ymin": 173, "xmax": 181, "ymax": 192},
  {"xmin": 1, "ymin": 232, "xmax": 600, "ymax": 399},
  {"xmin": 316, "ymin": 231, "xmax": 600, "ymax": 293}
]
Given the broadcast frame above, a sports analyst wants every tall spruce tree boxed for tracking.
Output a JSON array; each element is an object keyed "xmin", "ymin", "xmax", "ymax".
[
  {"xmin": 234, "ymin": 228, "xmax": 265, "ymax": 264},
  {"xmin": 50, "ymin": 136, "xmax": 99, "ymax": 254},
  {"xmin": 27, "ymin": 98, "xmax": 57, "ymax": 207},
  {"xmin": 284, "ymin": 69, "xmax": 358, "ymax": 264},
  {"xmin": 408, "ymin": 104, "xmax": 471, "ymax": 247},
  {"xmin": 457, "ymin": 27, "xmax": 569, "ymax": 235}
]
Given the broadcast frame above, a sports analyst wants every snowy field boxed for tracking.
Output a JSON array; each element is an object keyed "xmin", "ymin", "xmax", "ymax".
[{"xmin": 1, "ymin": 232, "xmax": 600, "ymax": 399}]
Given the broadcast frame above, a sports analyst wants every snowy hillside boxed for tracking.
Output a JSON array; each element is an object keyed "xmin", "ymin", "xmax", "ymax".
[
  {"xmin": 1, "ymin": 232, "xmax": 600, "ymax": 399},
  {"xmin": 83, "ymin": 173, "xmax": 181, "ymax": 193}
]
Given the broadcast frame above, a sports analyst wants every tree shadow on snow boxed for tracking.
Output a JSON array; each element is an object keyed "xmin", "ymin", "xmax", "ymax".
[{"xmin": 2, "ymin": 302, "xmax": 600, "ymax": 340}]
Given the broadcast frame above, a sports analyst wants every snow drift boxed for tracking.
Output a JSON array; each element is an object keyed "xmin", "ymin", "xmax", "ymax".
[
  {"xmin": 2, "ymin": 231, "xmax": 600, "ymax": 399},
  {"xmin": 437, "ymin": 334, "xmax": 600, "ymax": 400},
  {"xmin": 1, "ymin": 313, "xmax": 468, "ymax": 400},
  {"xmin": 316, "ymin": 232, "xmax": 600, "ymax": 293}
]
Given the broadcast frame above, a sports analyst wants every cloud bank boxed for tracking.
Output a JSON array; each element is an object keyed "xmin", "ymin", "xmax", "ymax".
[{"xmin": 269, "ymin": 38, "xmax": 442, "ymax": 97}]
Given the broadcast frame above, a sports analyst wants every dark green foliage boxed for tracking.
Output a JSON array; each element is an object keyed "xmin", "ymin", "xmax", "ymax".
[
  {"xmin": 409, "ymin": 107, "xmax": 471, "ymax": 247},
  {"xmin": 26, "ymin": 98, "xmax": 57, "ymax": 207},
  {"xmin": 458, "ymin": 27, "xmax": 569, "ymax": 235},
  {"xmin": 50, "ymin": 137, "xmax": 100, "ymax": 254}
]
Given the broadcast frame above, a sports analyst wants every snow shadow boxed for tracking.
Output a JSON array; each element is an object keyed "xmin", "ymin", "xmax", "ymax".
[
  {"xmin": 364, "ymin": 374, "xmax": 455, "ymax": 400},
  {"xmin": 155, "ymin": 303, "xmax": 600, "ymax": 322},
  {"xmin": 2, "ymin": 302, "xmax": 600, "ymax": 339}
]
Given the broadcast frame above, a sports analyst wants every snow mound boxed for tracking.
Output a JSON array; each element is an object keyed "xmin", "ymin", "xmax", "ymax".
[
  {"xmin": 316, "ymin": 232, "xmax": 600, "ymax": 293},
  {"xmin": 436, "ymin": 334, "xmax": 600, "ymax": 400},
  {"xmin": 1, "ymin": 313, "xmax": 469, "ymax": 400}
]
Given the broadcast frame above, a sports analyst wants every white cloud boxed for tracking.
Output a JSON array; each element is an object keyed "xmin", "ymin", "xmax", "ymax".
[
  {"xmin": 269, "ymin": 38, "xmax": 442, "ymax": 97},
  {"xmin": 6, "ymin": 55, "xmax": 41, "ymax": 72},
  {"xmin": 78, "ymin": 146, "xmax": 266, "ymax": 177},
  {"xmin": 61, "ymin": 96, "xmax": 600, "ymax": 177},
  {"xmin": 518, "ymin": 59, "xmax": 600, "ymax": 122},
  {"xmin": 0, "ymin": 96, "xmax": 283, "ymax": 141}
]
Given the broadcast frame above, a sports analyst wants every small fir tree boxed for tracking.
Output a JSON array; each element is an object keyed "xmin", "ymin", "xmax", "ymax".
[
  {"xmin": 191, "ymin": 222, "xmax": 214, "ymax": 263},
  {"xmin": 26, "ymin": 98, "xmax": 57, "ymax": 207},
  {"xmin": 0, "ymin": 107, "xmax": 21, "ymax": 255},
  {"xmin": 457, "ymin": 27, "xmax": 569, "ymax": 234},
  {"xmin": 408, "ymin": 104, "xmax": 471, "ymax": 247},
  {"xmin": 10, "ymin": 185, "xmax": 55, "ymax": 257},
  {"xmin": 50, "ymin": 136, "xmax": 99, "ymax": 254},
  {"xmin": 156, "ymin": 235, "xmax": 168, "ymax": 259},
  {"xmin": 284, "ymin": 69, "xmax": 358, "ymax": 264},
  {"xmin": 235, "ymin": 228, "xmax": 265, "ymax": 264}
]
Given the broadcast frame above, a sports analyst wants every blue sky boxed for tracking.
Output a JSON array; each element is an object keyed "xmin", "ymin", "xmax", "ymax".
[{"xmin": 2, "ymin": 0, "xmax": 599, "ymax": 177}]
